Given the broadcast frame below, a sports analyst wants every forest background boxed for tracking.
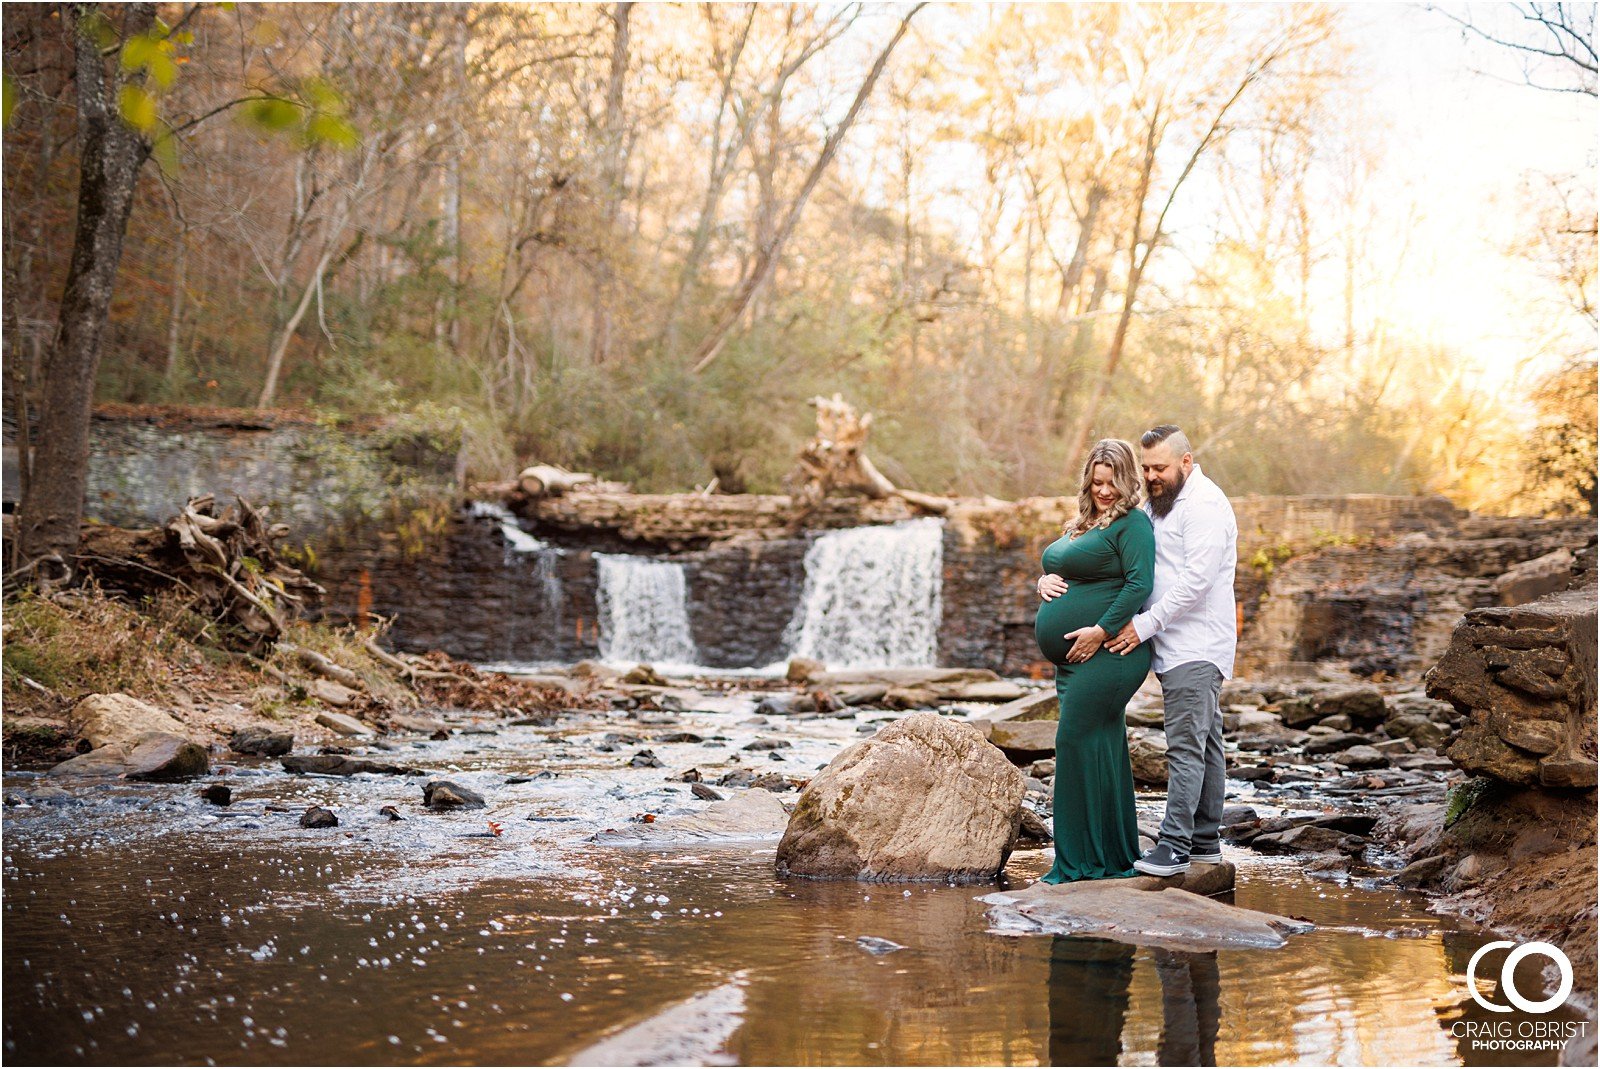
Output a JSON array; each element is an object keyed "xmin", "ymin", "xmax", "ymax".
[{"xmin": 4, "ymin": 1, "xmax": 1595, "ymax": 516}]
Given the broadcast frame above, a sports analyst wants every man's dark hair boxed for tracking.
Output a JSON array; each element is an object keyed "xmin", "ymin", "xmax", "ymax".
[{"xmin": 1140, "ymin": 424, "xmax": 1189, "ymax": 452}]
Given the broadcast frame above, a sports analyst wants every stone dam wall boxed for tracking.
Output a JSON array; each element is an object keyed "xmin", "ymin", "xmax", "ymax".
[{"xmin": 13, "ymin": 407, "xmax": 1593, "ymax": 677}]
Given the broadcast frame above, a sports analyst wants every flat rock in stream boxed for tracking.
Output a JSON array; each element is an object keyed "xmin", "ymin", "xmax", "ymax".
[
  {"xmin": 282, "ymin": 754, "xmax": 424, "ymax": 777},
  {"xmin": 591, "ymin": 790, "xmax": 790, "ymax": 845},
  {"xmin": 47, "ymin": 730, "xmax": 209, "ymax": 782},
  {"xmin": 979, "ymin": 689, "xmax": 1058, "ymax": 725},
  {"xmin": 979, "ymin": 880, "xmax": 1312, "ymax": 951},
  {"xmin": 124, "ymin": 733, "xmax": 211, "ymax": 781},
  {"xmin": 315, "ymin": 711, "xmax": 374, "ymax": 737},
  {"xmin": 811, "ymin": 667, "xmax": 1000, "ymax": 688}
]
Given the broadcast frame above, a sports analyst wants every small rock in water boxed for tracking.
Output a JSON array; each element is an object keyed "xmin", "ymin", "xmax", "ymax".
[
  {"xmin": 300, "ymin": 805, "xmax": 339, "ymax": 828},
  {"xmin": 229, "ymin": 727, "xmax": 294, "ymax": 757},
  {"xmin": 423, "ymin": 779, "xmax": 486, "ymax": 810},
  {"xmin": 200, "ymin": 784, "xmax": 232, "ymax": 807},
  {"xmin": 659, "ymin": 732, "xmax": 704, "ymax": 743},
  {"xmin": 690, "ymin": 782, "xmax": 723, "ymax": 801},
  {"xmin": 675, "ymin": 767, "xmax": 703, "ymax": 783},
  {"xmin": 505, "ymin": 775, "xmax": 534, "ymax": 785},
  {"xmin": 743, "ymin": 738, "xmax": 791, "ymax": 751},
  {"xmin": 629, "ymin": 749, "xmax": 663, "ymax": 768},
  {"xmin": 855, "ymin": 936, "xmax": 906, "ymax": 955},
  {"xmin": 379, "ymin": 805, "xmax": 403, "ymax": 821}
]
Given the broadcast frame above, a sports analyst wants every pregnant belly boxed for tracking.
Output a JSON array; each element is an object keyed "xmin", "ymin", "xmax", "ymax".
[{"xmin": 1034, "ymin": 586, "xmax": 1117, "ymax": 664}]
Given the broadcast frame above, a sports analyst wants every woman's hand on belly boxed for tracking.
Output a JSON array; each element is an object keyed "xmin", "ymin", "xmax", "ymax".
[
  {"xmin": 1037, "ymin": 574, "xmax": 1068, "ymax": 600},
  {"xmin": 1062, "ymin": 624, "xmax": 1107, "ymax": 663}
]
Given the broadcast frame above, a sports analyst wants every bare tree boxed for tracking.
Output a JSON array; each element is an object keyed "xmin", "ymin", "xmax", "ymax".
[
  {"xmin": 1432, "ymin": 2, "xmax": 1597, "ymax": 95},
  {"xmin": 688, "ymin": 3, "xmax": 926, "ymax": 374}
]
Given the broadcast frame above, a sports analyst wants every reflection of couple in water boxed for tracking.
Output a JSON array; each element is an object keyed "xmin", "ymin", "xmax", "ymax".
[
  {"xmin": 1048, "ymin": 937, "xmax": 1221, "ymax": 1066},
  {"xmin": 1033, "ymin": 425, "xmax": 1239, "ymax": 881}
]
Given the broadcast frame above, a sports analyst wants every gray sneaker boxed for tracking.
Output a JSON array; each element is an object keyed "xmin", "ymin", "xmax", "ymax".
[{"xmin": 1134, "ymin": 841, "xmax": 1191, "ymax": 876}]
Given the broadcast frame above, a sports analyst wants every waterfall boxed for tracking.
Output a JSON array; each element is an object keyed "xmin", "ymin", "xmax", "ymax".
[
  {"xmin": 782, "ymin": 517, "xmax": 943, "ymax": 669},
  {"xmin": 595, "ymin": 553, "xmax": 699, "ymax": 666}
]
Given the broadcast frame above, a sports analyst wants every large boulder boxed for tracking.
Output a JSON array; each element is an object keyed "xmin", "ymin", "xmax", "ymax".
[
  {"xmin": 979, "ymin": 881, "xmax": 1313, "ymax": 951},
  {"xmin": 73, "ymin": 693, "xmax": 187, "ymax": 750},
  {"xmin": 776, "ymin": 712, "xmax": 1025, "ymax": 882}
]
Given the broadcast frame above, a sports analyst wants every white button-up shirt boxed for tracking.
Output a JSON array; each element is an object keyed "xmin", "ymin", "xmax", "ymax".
[{"xmin": 1130, "ymin": 463, "xmax": 1238, "ymax": 678}]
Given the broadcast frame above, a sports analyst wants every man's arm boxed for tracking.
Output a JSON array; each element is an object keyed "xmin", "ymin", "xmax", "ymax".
[{"xmin": 1130, "ymin": 496, "xmax": 1232, "ymax": 643}]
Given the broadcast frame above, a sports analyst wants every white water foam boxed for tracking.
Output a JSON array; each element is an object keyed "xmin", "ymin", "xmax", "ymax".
[
  {"xmin": 781, "ymin": 517, "xmax": 943, "ymax": 669},
  {"xmin": 467, "ymin": 500, "xmax": 547, "ymax": 554}
]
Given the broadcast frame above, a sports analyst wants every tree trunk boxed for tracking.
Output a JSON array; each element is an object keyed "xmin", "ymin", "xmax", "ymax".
[
  {"xmin": 1064, "ymin": 106, "xmax": 1161, "ymax": 463},
  {"xmin": 589, "ymin": 1, "xmax": 633, "ymax": 366},
  {"xmin": 257, "ymin": 243, "xmax": 337, "ymax": 409},
  {"xmin": 164, "ymin": 222, "xmax": 188, "ymax": 384},
  {"xmin": 14, "ymin": 3, "xmax": 155, "ymax": 584},
  {"xmin": 689, "ymin": 4, "xmax": 925, "ymax": 374}
]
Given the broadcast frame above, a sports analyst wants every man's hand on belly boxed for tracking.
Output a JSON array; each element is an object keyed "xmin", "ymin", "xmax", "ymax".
[{"xmin": 1104, "ymin": 621, "xmax": 1141, "ymax": 655}]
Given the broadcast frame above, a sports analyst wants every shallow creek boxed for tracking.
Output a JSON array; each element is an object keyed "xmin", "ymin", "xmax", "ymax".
[{"xmin": 2, "ymin": 684, "xmax": 1581, "ymax": 1066}]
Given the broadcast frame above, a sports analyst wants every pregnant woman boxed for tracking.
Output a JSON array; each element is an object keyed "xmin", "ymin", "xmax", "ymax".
[{"xmin": 1032, "ymin": 438, "xmax": 1155, "ymax": 882}]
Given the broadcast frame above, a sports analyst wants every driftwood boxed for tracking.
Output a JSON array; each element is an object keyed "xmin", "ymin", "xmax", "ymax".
[
  {"xmin": 518, "ymin": 464, "xmax": 596, "ymax": 497},
  {"xmin": 76, "ymin": 494, "xmax": 324, "ymax": 650},
  {"xmin": 786, "ymin": 394, "xmax": 952, "ymax": 523},
  {"xmin": 280, "ymin": 643, "xmax": 364, "ymax": 690}
]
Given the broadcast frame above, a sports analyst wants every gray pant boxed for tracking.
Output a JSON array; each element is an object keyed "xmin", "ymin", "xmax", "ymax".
[{"xmin": 1155, "ymin": 660, "xmax": 1226, "ymax": 853}]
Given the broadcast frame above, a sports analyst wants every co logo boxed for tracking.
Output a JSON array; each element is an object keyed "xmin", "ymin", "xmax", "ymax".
[{"xmin": 1466, "ymin": 941, "xmax": 1572, "ymax": 1014}]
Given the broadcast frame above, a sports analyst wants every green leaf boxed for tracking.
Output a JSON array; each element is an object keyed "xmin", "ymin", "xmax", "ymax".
[
  {"xmin": 305, "ymin": 112, "xmax": 359, "ymax": 149},
  {"xmin": 301, "ymin": 77, "xmax": 343, "ymax": 113},
  {"xmin": 147, "ymin": 51, "xmax": 178, "ymax": 89},
  {"xmin": 118, "ymin": 84, "xmax": 158, "ymax": 132},
  {"xmin": 243, "ymin": 96, "xmax": 302, "ymax": 132},
  {"xmin": 121, "ymin": 34, "xmax": 159, "ymax": 72},
  {"xmin": 149, "ymin": 124, "xmax": 180, "ymax": 176}
]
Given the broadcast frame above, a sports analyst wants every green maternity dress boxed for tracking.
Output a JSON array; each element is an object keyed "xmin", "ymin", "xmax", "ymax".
[{"xmin": 1033, "ymin": 508, "xmax": 1156, "ymax": 882}]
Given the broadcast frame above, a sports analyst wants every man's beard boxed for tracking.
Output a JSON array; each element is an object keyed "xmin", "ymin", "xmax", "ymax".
[{"xmin": 1147, "ymin": 470, "xmax": 1187, "ymax": 518}]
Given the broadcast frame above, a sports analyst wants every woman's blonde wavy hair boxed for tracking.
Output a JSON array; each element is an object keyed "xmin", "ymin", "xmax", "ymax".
[{"xmin": 1064, "ymin": 438, "xmax": 1143, "ymax": 537}]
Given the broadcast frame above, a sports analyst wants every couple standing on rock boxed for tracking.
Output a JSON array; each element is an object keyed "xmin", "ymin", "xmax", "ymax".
[{"xmin": 1033, "ymin": 425, "xmax": 1238, "ymax": 881}]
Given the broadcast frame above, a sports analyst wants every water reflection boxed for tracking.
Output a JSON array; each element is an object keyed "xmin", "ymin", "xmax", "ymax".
[{"xmin": 1046, "ymin": 939, "xmax": 1135, "ymax": 1065}]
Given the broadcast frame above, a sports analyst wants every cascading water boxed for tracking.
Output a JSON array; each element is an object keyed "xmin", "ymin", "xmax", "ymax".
[
  {"xmin": 468, "ymin": 500, "xmax": 564, "ymax": 642},
  {"xmin": 782, "ymin": 516, "xmax": 943, "ymax": 669},
  {"xmin": 595, "ymin": 553, "xmax": 699, "ymax": 666}
]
